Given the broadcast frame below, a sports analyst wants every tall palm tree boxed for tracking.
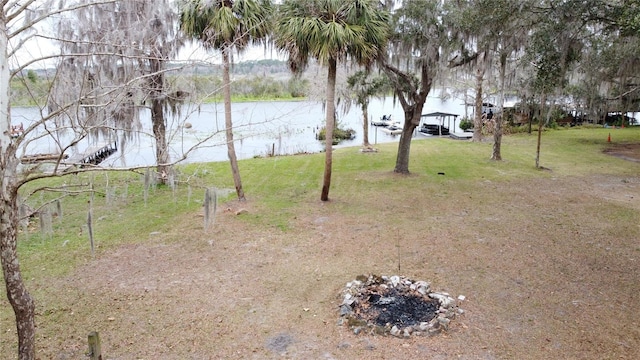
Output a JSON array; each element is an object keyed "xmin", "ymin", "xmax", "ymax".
[
  {"xmin": 180, "ymin": 0, "xmax": 273, "ymax": 201},
  {"xmin": 274, "ymin": 0, "xmax": 389, "ymax": 201}
]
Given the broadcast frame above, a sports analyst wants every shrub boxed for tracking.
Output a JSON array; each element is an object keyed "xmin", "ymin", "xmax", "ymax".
[
  {"xmin": 459, "ymin": 118, "xmax": 474, "ymax": 131},
  {"xmin": 510, "ymin": 125, "xmax": 532, "ymax": 134},
  {"xmin": 316, "ymin": 126, "xmax": 355, "ymax": 144}
]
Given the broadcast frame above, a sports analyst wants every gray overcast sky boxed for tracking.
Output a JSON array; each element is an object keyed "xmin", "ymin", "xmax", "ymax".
[
  {"xmin": 13, "ymin": 35, "xmax": 283, "ymax": 70},
  {"xmin": 10, "ymin": 5, "xmax": 282, "ymax": 70}
]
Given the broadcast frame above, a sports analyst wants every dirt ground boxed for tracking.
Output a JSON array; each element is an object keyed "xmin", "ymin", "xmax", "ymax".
[
  {"xmin": 9, "ymin": 145, "xmax": 640, "ymax": 359},
  {"xmin": 603, "ymin": 143, "xmax": 640, "ymax": 163}
]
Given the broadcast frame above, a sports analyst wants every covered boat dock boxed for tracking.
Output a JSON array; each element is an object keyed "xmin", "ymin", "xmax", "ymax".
[{"xmin": 421, "ymin": 111, "xmax": 460, "ymax": 130}]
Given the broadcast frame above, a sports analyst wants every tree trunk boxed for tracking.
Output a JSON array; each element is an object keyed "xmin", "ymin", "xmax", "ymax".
[
  {"xmin": 321, "ymin": 57, "xmax": 337, "ymax": 201},
  {"xmin": 1, "ymin": 19, "xmax": 36, "ymax": 360},
  {"xmin": 149, "ymin": 58, "xmax": 171, "ymax": 183},
  {"xmin": 473, "ymin": 60, "xmax": 486, "ymax": 142},
  {"xmin": 362, "ymin": 102, "xmax": 370, "ymax": 147},
  {"xmin": 222, "ymin": 45, "xmax": 245, "ymax": 201},
  {"xmin": 1, "ymin": 194, "xmax": 36, "ymax": 360},
  {"xmin": 394, "ymin": 105, "xmax": 420, "ymax": 174},
  {"xmin": 151, "ymin": 98, "xmax": 169, "ymax": 181},
  {"xmin": 525, "ymin": 94, "xmax": 533, "ymax": 134},
  {"xmin": 386, "ymin": 61, "xmax": 432, "ymax": 174},
  {"xmin": 491, "ymin": 53, "xmax": 507, "ymax": 161},
  {"xmin": 535, "ymin": 92, "xmax": 546, "ymax": 168},
  {"xmin": 395, "ymin": 85, "xmax": 429, "ymax": 174}
]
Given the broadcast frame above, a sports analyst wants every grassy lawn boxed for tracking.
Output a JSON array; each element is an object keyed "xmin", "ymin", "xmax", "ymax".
[
  {"xmin": 1, "ymin": 126, "xmax": 639, "ymax": 359},
  {"xmin": 11, "ymin": 127, "xmax": 639, "ymax": 278}
]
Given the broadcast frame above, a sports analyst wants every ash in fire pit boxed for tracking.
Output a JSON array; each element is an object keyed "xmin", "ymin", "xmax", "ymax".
[
  {"xmin": 368, "ymin": 288, "xmax": 440, "ymax": 327},
  {"xmin": 338, "ymin": 275, "xmax": 462, "ymax": 337}
]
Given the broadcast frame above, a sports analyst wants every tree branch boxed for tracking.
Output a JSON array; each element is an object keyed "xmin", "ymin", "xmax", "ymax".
[
  {"xmin": 5, "ymin": 0, "xmax": 37, "ymax": 23},
  {"xmin": 8, "ymin": 0, "xmax": 118, "ymax": 38},
  {"xmin": 447, "ymin": 51, "xmax": 479, "ymax": 68},
  {"xmin": 380, "ymin": 60, "xmax": 415, "ymax": 110}
]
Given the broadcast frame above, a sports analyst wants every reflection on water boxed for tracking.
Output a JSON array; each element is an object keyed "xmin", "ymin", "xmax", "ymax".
[{"xmin": 11, "ymin": 94, "xmax": 465, "ymax": 167}]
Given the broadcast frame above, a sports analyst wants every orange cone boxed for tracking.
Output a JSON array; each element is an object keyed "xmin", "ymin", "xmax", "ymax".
[{"xmin": 607, "ymin": 133, "xmax": 611, "ymax": 142}]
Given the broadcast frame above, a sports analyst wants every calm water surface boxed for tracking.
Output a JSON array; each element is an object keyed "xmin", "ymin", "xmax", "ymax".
[{"xmin": 12, "ymin": 94, "xmax": 466, "ymax": 167}]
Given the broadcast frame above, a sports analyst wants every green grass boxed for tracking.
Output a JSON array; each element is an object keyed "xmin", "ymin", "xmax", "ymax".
[
  {"xmin": 202, "ymin": 94, "xmax": 303, "ymax": 103},
  {"xmin": 12, "ymin": 127, "xmax": 640, "ymax": 279},
  {"xmin": 18, "ymin": 172, "xmax": 202, "ymax": 278}
]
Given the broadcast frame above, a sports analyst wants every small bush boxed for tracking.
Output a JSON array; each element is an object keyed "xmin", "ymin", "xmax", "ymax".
[
  {"xmin": 316, "ymin": 126, "xmax": 355, "ymax": 144},
  {"xmin": 510, "ymin": 125, "xmax": 532, "ymax": 133},
  {"xmin": 459, "ymin": 118, "xmax": 474, "ymax": 131}
]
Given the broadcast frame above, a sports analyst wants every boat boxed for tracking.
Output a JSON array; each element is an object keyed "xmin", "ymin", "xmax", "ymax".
[
  {"xmin": 381, "ymin": 121, "xmax": 403, "ymax": 135},
  {"xmin": 419, "ymin": 123, "xmax": 450, "ymax": 136},
  {"xmin": 372, "ymin": 114, "xmax": 394, "ymax": 127}
]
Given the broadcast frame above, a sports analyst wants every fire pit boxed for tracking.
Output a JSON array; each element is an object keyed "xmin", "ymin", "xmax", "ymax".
[{"xmin": 338, "ymin": 274, "xmax": 462, "ymax": 337}]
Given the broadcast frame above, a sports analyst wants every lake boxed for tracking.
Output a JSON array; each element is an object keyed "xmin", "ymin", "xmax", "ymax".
[{"xmin": 11, "ymin": 93, "xmax": 466, "ymax": 167}]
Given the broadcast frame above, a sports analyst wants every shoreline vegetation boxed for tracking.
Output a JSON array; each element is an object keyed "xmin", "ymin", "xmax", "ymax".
[
  {"xmin": 10, "ymin": 60, "xmax": 308, "ymax": 107},
  {"xmin": 9, "ymin": 93, "xmax": 310, "ymax": 108},
  {"xmin": 9, "ymin": 77, "xmax": 309, "ymax": 107}
]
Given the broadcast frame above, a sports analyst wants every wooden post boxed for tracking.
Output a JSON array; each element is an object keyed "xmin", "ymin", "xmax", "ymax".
[
  {"xmin": 204, "ymin": 187, "xmax": 217, "ymax": 231},
  {"xmin": 87, "ymin": 208, "xmax": 94, "ymax": 258},
  {"xmin": 87, "ymin": 331, "xmax": 102, "ymax": 360}
]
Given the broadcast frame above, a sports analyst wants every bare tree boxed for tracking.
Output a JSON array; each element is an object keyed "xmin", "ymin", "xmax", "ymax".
[
  {"xmin": 1, "ymin": 2, "xmax": 206, "ymax": 358},
  {"xmin": 2, "ymin": 3, "xmax": 60, "ymax": 357},
  {"xmin": 49, "ymin": 0, "xmax": 186, "ymax": 184}
]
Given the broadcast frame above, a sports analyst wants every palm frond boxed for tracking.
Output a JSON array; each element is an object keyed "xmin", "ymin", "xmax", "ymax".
[
  {"xmin": 274, "ymin": 0, "xmax": 389, "ymax": 69},
  {"xmin": 179, "ymin": 0, "xmax": 273, "ymax": 52}
]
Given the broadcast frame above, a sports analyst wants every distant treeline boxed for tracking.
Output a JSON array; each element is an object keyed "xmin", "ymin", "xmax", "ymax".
[
  {"xmin": 11, "ymin": 60, "xmax": 308, "ymax": 106},
  {"xmin": 171, "ymin": 59, "xmax": 290, "ymax": 77},
  {"xmin": 174, "ymin": 74, "xmax": 308, "ymax": 102}
]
